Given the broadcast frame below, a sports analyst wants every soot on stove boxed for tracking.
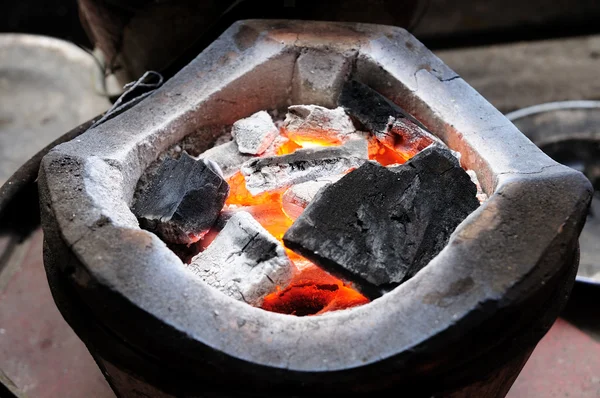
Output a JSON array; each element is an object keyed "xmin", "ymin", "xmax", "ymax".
[{"xmin": 131, "ymin": 80, "xmax": 485, "ymax": 316}]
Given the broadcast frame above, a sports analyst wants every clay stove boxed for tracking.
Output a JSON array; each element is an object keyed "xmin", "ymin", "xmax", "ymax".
[{"xmin": 39, "ymin": 20, "xmax": 591, "ymax": 397}]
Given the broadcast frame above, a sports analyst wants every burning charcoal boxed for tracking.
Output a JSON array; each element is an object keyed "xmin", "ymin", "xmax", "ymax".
[
  {"xmin": 133, "ymin": 152, "xmax": 229, "ymax": 245},
  {"xmin": 282, "ymin": 175, "xmax": 344, "ymax": 219},
  {"xmin": 188, "ymin": 211, "xmax": 294, "ymax": 306},
  {"xmin": 241, "ymin": 137, "xmax": 368, "ymax": 195},
  {"xmin": 283, "ymin": 105, "xmax": 356, "ymax": 145},
  {"xmin": 232, "ymin": 111, "xmax": 279, "ymax": 155},
  {"xmin": 339, "ymin": 79, "xmax": 443, "ymax": 153},
  {"xmin": 261, "ymin": 135, "xmax": 298, "ymax": 157},
  {"xmin": 283, "ymin": 145, "xmax": 479, "ymax": 297},
  {"xmin": 198, "ymin": 141, "xmax": 253, "ymax": 178}
]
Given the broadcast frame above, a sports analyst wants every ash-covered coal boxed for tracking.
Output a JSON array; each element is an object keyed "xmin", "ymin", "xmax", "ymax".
[
  {"xmin": 188, "ymin": 211, "xmax": 294, "ymax": 306},
  {"xmin": 283, "ymin": 145, "xmax": 479, "ymax": 297},
  {"xmin": 197, "ymin": 141, "xmax": 253, "ymax": 179},
  {"xmin": 283, "ymin": 105, "xmax": 356, "ymax": 145},
  {"xmin": 133, "ymin": 152, "xmax": 229, "ymax": 245},
  {"xmin": 281, "ymin": 175, "xmax": 344, "ymax": 219},
  {"xmin": 241, "ymin": 137, "xmax": 368, "ymax": 195},
  {"xmin": 232, "ymin": 110, "xmax": 279, "ymax": 155}
]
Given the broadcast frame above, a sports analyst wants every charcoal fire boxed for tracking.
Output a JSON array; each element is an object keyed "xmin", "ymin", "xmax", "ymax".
[
  {"xmin": 132, "ymin": 87, "xmax": 483, "ymax": 314},
  {"xmin": 283, "ymin": 145, "xmax": 480, "ymax": 297},
  {"xmin": 133, "ymin": 152, "xmax": 229, "ymax": 244},
  {"xmin": 188, "ymin": 211, "xmax": 294, "ymax": 306},
  {"xmin": 240, "ymin": 137, "xmax": 368, "ymax": 195},
  {"xmin": 261, "ymin": 262, "xmax": 370, "ymax": 316}
]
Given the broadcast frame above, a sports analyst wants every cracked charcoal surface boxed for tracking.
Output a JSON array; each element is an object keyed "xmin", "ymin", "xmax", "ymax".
[
  {"xmin": 133, "ymin": 152, "xmax": 229, "ymax": 244},
  {"xmin": 188, "ymin": 211, "xmax": 293, "ymax": 306},
  {"xmin": 339, "ymin": 80, "xmax": 442, "ymax": 150},
  {"xmin": 232, "ymin": 110, "xmax": 279, "ymax": 155},
  {"xmin": 241, "ymin": 137, "xmax": 368, "ymax": 195},
  {"xmin": 283, "ymin": 145, "xmax": 479, "ymax": 297}
]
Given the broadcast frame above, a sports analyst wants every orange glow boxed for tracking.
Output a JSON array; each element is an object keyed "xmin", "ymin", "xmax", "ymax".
[
  {"xmin": 368, "ymin": 136, "xmax": 410, "ymax": 166},
  {"xmin": 236, "ymin": 203, "xmax": 294, "ymax": 242},
  {"xmin": 275, "ymin": 138, "xmax": 302, "ymax": 155},
  {"xmin": 261, "ymin": 262, "xmax": 370, "ymax": 316},
  {"xmin": 225, "ymin": 172, "xmax": 283, "ymax": 207},
  {"xmin": 283, "ymin": 127, "xmax": 347, "ymax": 148}
]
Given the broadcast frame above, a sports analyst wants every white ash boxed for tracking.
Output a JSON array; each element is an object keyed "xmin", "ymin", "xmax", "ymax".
[
  {"xmin": 283, "ymin": 105, "xmax": 356, "ymax": 145},
  {"xmin": 282, "ymin": 175, "xmax": 344, "ymax": 219},
  {"xmin": 232, "ymin": 111, "xmax": 279, "ymax": 155},
  {"xmin": 467, "ymin": 170, "xmax": 488, "ymax": 203},
  {"xmin": 241, "ymin": 137, "xmax": 368, "ymax": 195},
  {"xmin": 188, "ymin": 211, "xmax": 294, "ymax": 306},
  {"xmin": 197, "ymin": 141, "xmax": 253, "ymax": 178}
]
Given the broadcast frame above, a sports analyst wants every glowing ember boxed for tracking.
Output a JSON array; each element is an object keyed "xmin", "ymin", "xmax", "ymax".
[
  {"xmin": 261, "ymin": 263, "xmax": 370, "ymax": 316},
  {"xmin": 368, "ymin": 136, "xmax": 410, "ymax": 166},
  {"xmin": 225, "ymin": 172, "xmax": 283, "ymax": 207}
]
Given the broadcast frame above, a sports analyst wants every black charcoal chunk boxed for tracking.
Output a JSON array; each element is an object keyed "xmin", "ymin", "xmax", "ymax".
[
  {"xmin": 133, "ymin": 152, "xmax": 229, "ymax": 244},
  {"xmin": 240, "ymin": 137, "xmax": 368, "ymax": 195},
  {"xmin": 283, "ymin": 145, "xmax": 479, "ymax": 297},
  {"xmin": 339, "ymin": 79, "xmax": 429, "ymax": 134},
  {"xmin": 339, "ymin": 80, "xmax": 443, "ymax": 154}
]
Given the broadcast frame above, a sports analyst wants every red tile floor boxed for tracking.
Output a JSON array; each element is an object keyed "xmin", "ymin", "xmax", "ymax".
[{"xmin": 0, "ymin": 229, "xmax": 599, "ymax": 397}]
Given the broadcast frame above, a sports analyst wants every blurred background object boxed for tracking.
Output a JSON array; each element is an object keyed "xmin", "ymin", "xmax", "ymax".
[
  {"xmin": 505, "ymin": 101, "xmax": 600, "ymax": 285},
  {"xmin": 0, "ymin": 34, "xmax": 110, "ymax": 187}
]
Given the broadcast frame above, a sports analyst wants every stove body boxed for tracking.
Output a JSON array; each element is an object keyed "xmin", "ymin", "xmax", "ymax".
[{"xmin": 38, "ymin": 20, "xmax": 591, "ymax": 397}]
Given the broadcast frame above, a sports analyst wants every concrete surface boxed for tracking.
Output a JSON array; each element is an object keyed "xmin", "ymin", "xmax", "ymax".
[
  {"xmin": 508, "ymin": 319, "xmax": 600, "ymax": 397},
  {"xmin": 0, "ymin": 230, "xmax": 113, "ymax": 397},
  {"xmin": 0, "ymin": 34, "xmax": 110, "ymax": 186},
  {"xmin": 436, "ymin": 34, "xmax": 600, "ymax": 113}
]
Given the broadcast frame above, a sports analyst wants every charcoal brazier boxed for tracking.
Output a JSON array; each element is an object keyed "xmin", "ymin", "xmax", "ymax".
[{"xmin": 38, "ymin": 20, "xmax": 592, "ymax": 397}]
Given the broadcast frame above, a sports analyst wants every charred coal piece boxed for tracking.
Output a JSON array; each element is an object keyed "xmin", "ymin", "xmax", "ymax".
[
  {"xmin": 133, "ymin": 152, "xmax": 229, "ymax": 245},
  {"xmin": 339, "ymin": 80, "xmax": 426, "ymax": 132},
  {"xmin": 283, "ymin": 105, "xmax": 356, "ymax": 145},
  {"xmin": 241, "ymin": 138, "xmax": 368, "ymax": 195},
  {"xmin": 284, "ymin": 145, "xmax": 479, "ymax": 297},
  {"xmin": 339, "ymin": 80, "xmax": 441, "ymax": 151},
  {"xmin": 232, "ymin": 111, "xmax": 279, "ymax": 155},
  {"xmin": 388, "ymin": 119, "xmax": 439, "ymax": 158},
  {"xmin": 188, "ymin": 211, "xmax": 294, "ymax": 306}
]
